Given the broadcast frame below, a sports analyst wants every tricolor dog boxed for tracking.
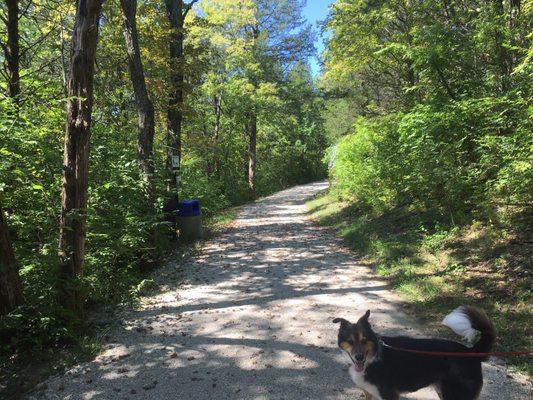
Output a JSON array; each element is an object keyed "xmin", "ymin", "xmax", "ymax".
[{"xmin": 333, "ymin": 306, "xmax": 496, "ymax": 400}]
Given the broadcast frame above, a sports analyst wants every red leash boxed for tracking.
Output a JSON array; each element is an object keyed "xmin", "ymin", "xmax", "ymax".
[{"xmin": 382, "ymin": 342, "xmax": 533, "ymax": 358}]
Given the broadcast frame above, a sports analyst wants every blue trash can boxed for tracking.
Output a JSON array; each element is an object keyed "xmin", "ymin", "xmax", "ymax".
[{"xmin": 176, "ymin": 200, "xmax": 202, "ymax": 241}]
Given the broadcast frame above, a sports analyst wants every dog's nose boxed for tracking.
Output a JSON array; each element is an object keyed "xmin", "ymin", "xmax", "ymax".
[{"xmin": 355, "ymin": 353, "xmax": 364, "ymax": 362}]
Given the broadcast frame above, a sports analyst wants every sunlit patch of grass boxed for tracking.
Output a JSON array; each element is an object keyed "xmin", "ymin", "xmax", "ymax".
[
  {"xmin": 307, "ymin": 191, "xmax": 532, "ymax": 376},
  {"xmin": 204, "ymin": 205, "xmax": 240, "ymax": 236}
]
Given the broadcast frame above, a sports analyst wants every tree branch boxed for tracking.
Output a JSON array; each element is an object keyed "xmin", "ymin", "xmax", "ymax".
[{"xmin": 182, "ymin": 0, "xmax": 199, "ymax": 19}]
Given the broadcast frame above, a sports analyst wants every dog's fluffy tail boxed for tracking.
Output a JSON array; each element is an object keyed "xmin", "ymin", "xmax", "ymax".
[{"xmin": 442, "ymin": 306, "xmax": 496, "ymax": 357}]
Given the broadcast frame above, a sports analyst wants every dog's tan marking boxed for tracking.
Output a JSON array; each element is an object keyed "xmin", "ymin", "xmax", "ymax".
[
  {"xmin": 340, "ymin": 333, "xmax": 356, "ymax": 354},
  {"xmin": 339, "ymin": 341, "xmax": 350, "ymax": 352},
  {"xmin": 363, "ymin": 390, "xmax": 373, "ymax": 400},
  {"xmin": 363, "ymin": 339, "xmax": 375, "ymax": 358}
]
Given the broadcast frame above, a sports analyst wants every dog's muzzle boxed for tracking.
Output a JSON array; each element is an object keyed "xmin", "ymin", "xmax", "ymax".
[{"xmin": 350, "ymin": 352, "xmax": 365, "ymax": 372}]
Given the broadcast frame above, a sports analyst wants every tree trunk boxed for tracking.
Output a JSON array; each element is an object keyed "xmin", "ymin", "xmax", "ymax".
[
  {"xmin": 213, "ymin": 94, "xmax": 222, "ymax": 178},
  {"xmin": 165, "ymin": 0, "xmax": 186, "ymax": 193},
  {"xmin": 4, "ymin": 0, "xmax": 20, "ymax": 105},
  {"xmin": 492, "ymin": 0, "xmax": 510, "ymax": 92},
  {"xmin": 58, "ymin": 0, "xmax": 104, "ymax": 316},
  {"xmin": 508, "ymin": 0, "xmax": 521, "ymax": 68},
  {"xmin": 246, "ymin": 26, "xmax": 259, "ymax": 196},
  {"xmin": 0, "ymin": 206, "xmax": 24, "ymax": 316},
  {"xmin": 120, "ymin": 0, "xmax": 155, "ymax": 200},
  {"xmin": 0, "ymin": 0, "xmax": 24, "ymax": 316},
  {"xmin": 247, "ymin": 113, "xmax": 257, "ymax": 195},
  {"xmin": 59, "ymin": 13, "xmax": 69, "ymax": 95}
]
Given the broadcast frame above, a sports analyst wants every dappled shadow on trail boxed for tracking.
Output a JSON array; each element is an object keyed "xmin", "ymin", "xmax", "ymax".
[{"xmin": 30, "ymin": 182, "xmax": 532, "ymax": 400}]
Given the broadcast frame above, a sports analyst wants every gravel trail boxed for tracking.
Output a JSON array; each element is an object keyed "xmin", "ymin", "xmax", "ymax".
[{"xmin": 29, "ymin": 182, "xmax": 531, "ymax": 400}]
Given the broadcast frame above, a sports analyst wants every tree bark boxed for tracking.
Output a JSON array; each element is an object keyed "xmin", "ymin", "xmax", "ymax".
[
  {"xmin": 58, "ymin": 0, "xmax": 104, "ymax": 316},
  {"xmin": 120, "ymin": 0, "xmax": 155, "ymax": 200},
  {"xmin": 247, "ymin": 113, "xmax": 257, "ymax": 195},
  {"xmin": 213, "ymin": 94, "xmax": 222, "ymax": 178},
  {"xmin": 246, "ymin": 26, "xmax": 259, "ymax": 196},
  {"xmin": 165, "ymin": 0, "xmax": 196, "ymax": 193},
  {"xmin": 0, "ymin": 206, "xmax": 24, "ymax": 316},
  {"xmin": 4, "ymin": 0, "xmax": 20, "ymax": 105}
]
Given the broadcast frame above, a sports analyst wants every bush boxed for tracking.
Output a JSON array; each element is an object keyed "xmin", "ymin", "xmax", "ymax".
[{"xmin": 329, "ymin": 96, "xmax": 531, "ymax": 222}]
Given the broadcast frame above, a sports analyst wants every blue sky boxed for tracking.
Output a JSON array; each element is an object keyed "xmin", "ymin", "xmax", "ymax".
[{"xmin": 302, "ymin": 0, "xmax": 335, "ymax": 76}]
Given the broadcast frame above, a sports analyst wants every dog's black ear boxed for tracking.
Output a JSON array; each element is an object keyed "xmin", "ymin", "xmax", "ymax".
[
  {"xmin": 333, "ymin": 317, "xmax": 350, "ymax": 325},
  {"xmin": 363, "ymin": 310, "xmax": 370, "ymax": 320}
]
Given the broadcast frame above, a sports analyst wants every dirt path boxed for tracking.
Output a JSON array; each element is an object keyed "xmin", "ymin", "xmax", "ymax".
[{"xmin": 29, "ymin": 182, "xmax": 531, "ymax": 400}]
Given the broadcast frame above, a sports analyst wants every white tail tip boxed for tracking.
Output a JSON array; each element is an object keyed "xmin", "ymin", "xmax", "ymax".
[{"xmin": 442, "ymin": 307, "xmax": 478, "ymax": 343}]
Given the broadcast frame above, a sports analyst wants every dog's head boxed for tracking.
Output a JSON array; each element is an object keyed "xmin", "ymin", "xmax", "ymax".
[{"xmin": 333, "ymin": 310, "xmax": 378, "ymax": 372}]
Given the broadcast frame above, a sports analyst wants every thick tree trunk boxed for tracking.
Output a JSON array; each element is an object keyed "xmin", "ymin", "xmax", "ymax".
[
  {"xmin": 58, "ymin": 0, "xmax": 104, "ymax": 316},
  {"xmin": 0, "ymin": 206, "xmax": 23, "ymax": 316},
  {"xmin": 247, "ymin": 113, "xmax": 257, "ymax": 195},
  {"xmin": 4, "ymin": 0, "xmax": 20, "ymax": 105},
  {"xmin": 165, "ymin": 0, "xmax": 186, "ymax": 193},
  {"xmin": 120, "ymin": 0, "xmax": 155, "ymax": 200}
]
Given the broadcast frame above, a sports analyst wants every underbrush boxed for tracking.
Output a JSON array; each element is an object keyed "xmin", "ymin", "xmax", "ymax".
[
  {"xmin": 0, "ymin": 206, "xmax": 240, "ymax": 399},
  {"xmin": 307, "ymin": 192, "xmax": 532, "ymax": 375}
]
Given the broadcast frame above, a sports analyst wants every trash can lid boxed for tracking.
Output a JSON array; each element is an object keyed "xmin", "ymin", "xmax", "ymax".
[{"xmin": 176, "ymin": 199, "xmax": 201, "ymax": 217}]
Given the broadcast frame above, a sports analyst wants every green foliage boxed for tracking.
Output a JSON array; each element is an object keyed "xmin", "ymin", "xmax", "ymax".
[
  {"xmin": 325, "ymin": 0, "xmax": 532, "ymax": 221},
  {"xmin": 322, "ymin": 0, "xmax": 532, "ymax": 373},
  {"xmin": 329, "ymin": 95, "xmax": 531, "ymax": 218},
  {"xmin": 0, "ymin": 305, "xmax": 74, "ymax": 354},
  {"xmin": 0, "ymin": 0, "xmax": 327, "ymax": 361}
]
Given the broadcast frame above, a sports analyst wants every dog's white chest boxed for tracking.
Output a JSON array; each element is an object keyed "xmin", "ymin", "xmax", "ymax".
[{"xmin": 348, "ymin": 365, "xmax": 383, "ymax": 400}]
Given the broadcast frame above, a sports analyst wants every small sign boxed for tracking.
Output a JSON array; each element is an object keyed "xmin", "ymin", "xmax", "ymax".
[{"xmin": 172, "ymin": 155, "xmax": 180, "ymax": 168}]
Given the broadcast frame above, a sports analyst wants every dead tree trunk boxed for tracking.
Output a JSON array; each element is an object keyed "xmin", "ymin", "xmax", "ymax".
[
  {"xmin": 0, "ymin": 206, "xmax": 23, "ymax": 316},
  {"xmin": 4, "ymin": 0, "xmax": 20, "ymax": 105},
  {"xmin": 58, "ymin": 0, "xmax": 104, "ymax": 316},
  {"xmin": 120, "ymin": 0, "xmax": 155, "ymax": 200}
]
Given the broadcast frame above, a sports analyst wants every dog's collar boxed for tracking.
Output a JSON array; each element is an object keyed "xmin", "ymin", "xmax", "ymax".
[
  {"xmin": 375, "ymin": 335, "xmax": 390, "ymax": 359},
  {"xmin": 377, "ymin": 336, "xmax": 392, "ymax": 349}
]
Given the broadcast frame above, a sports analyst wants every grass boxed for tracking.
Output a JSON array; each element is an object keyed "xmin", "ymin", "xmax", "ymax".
[
  {"xmin": 203, "ymin": 205, "xmax": 240, "ymax": 236},
  {"xmin": 307, "ymin": 191, "xmax": 532, "ymax": 376}
]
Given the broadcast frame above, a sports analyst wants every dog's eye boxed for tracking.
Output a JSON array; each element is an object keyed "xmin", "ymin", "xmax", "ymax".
[{"xmin": 347, "ymin": 339, "xmax": 354, "ymax": 345}]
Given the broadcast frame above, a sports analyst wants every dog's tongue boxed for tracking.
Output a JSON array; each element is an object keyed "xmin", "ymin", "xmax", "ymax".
[{"xmin": 354, "ymin": 362, "xmax": 364, "ymax": 372}]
